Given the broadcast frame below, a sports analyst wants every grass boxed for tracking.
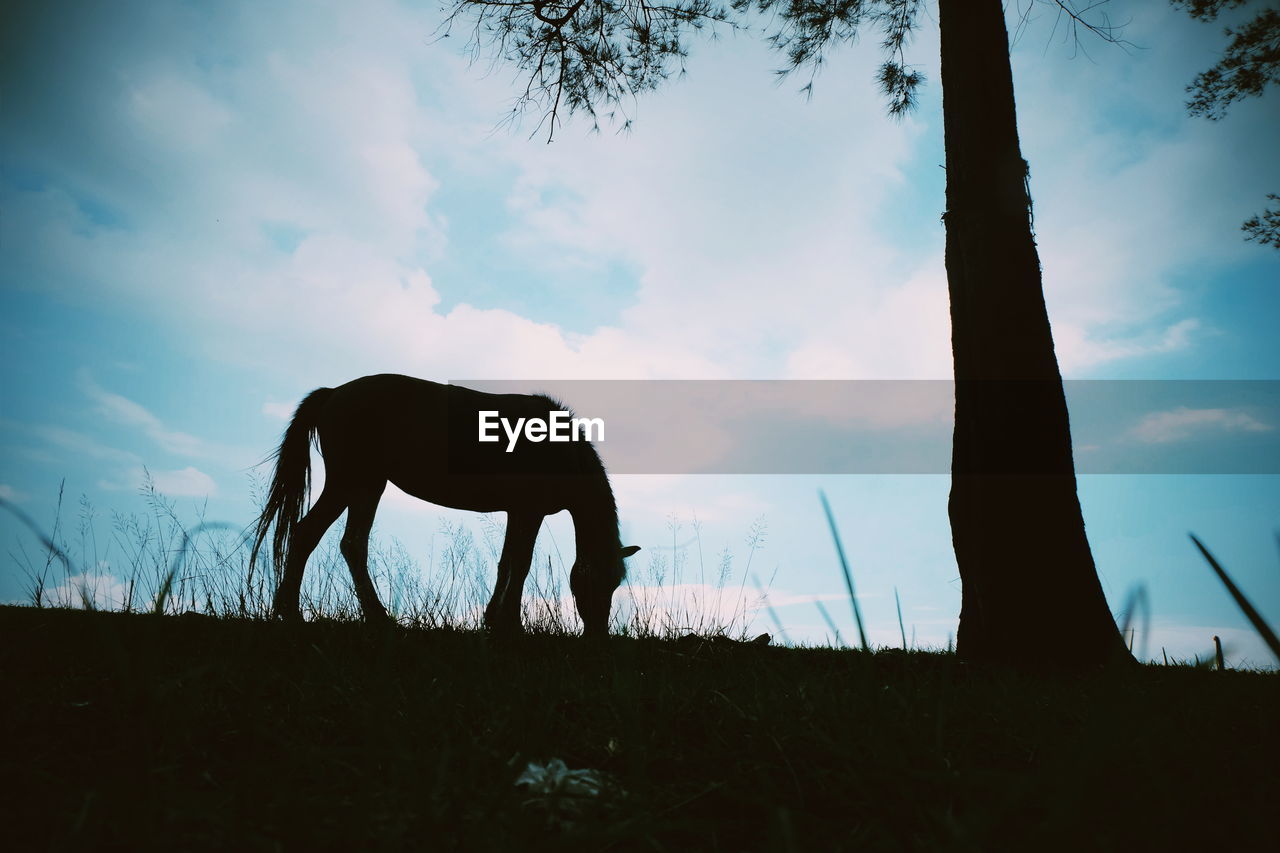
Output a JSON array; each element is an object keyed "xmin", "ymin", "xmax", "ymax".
[
  {"xmin": 4, "ymin": 484, "xmax": 1279, "ymax": 849},
  {"xmin": 4, "ymin": 478, "xmax": 770, "ymax": 640},
  {"xmin": 4, "ymin": 605, "xmax": 1277, "ymax": 851}
]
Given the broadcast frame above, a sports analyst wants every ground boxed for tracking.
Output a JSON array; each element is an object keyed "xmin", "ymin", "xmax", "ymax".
[{"xmin": 4, "ymin": 605, "xmax": 1276, "ymax": 851}]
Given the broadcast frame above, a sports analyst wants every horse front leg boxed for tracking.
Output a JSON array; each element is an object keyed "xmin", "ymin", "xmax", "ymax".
[{"xmin": 484, "ymin": 511, "xmax": 541, "ymax": 634}]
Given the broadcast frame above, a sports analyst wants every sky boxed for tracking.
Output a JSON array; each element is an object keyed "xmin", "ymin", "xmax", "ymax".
[{"xmin": 2, "ymin": 0, "xmax": 1278, "ymax": 666}]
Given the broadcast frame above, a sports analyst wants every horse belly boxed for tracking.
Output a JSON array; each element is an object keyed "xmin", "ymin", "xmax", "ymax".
[{"xmin": 390, "ymin": 474, "xmax": 569, "ymax": 516}]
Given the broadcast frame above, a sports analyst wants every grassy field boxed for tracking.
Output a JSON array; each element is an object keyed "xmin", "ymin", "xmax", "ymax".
[
  {"xmin": 5, "ymin": 487, "xmax": 1278, "ymax": 849},
  {"xmin": 5, "ymin": 603, "xmax": 1276, "ymax": 852}
]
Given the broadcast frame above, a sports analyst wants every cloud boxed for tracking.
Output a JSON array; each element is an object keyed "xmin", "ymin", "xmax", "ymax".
[
  {"xmin": 78, "ymin": 372, "xmax": 206, "ymax": 457},
  {"xmin": 9, "ymin": 0, "xmax": 1272, "ymax": 401},
  {"xmin": 98, "ymin": 466, "xmax": 218, "ymax": 497},
  {"xmin": 1054, "ymin": 319, "xmax": 1202, "ymax": 373},
  {"xmin": 609, "ymin": 476, "xmax": 772, "ymax": 527},
  {"xmin": 128, "ymin": 74, "xmax": 234, "ymax": 152},
  {"xmin": 1129, "ymin": 406, "xmax": 1272, "ymax": 444},
  {"xmin": 0, "ymin": 484, "xmax": 29, "ymax": 503},
  {"xmin": 1009, "ymin": 3, "xmax": 1279, "ymax": 376},
  {"xmin": 38, "ymin": 571, "xmax": 135, "ymax": 610},
  {"xmin": 262, "ymin": 401, "xmax": 295, "ymax": 421},
  {"xmin": 482, "ymin": 42, "xmax": 938, "ymax": 379},
  {"xmin": 12, "ymin": 418, "xmax": 228, "ymax": 499},
  {"xmin": 150, "ymin": 466, "xmax": 218, "ymax": 497},
  {"xmin": 30, "ymin": 424, "xmax": 138, "ymax": 464},
  {"xmin": 1, "ymin": 0, "xmax": 937, "ymax": 386},
  {"xmin": 765, "ymin": 589, "xmax": 869, "ymax": 608}
]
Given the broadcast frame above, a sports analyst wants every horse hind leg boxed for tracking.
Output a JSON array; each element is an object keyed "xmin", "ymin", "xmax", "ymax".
[
  {"xmin": 484, "ymin": 511, "xmax": 541, "ymax": 634},
  {"xmin": 273, "ymin": 486, "xmax": 347, "ymax": 620},
  {"xmin": 340, "ymin": 479, "xmax": 391, "ymax": 623}
]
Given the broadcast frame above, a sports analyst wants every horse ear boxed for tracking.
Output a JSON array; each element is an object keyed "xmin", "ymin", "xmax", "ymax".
[{"xmin": 619, "ymin": 545, "xmax": 641, "ymax": 559}]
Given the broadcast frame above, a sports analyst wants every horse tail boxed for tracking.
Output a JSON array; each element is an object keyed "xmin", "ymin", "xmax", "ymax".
[{"xmin": 249, "ymin": 388, "xmax": 333, "ymax": 579}]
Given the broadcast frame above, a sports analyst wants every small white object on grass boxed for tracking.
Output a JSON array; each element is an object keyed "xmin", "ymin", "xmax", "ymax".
[{"xmin": 515, "ymin": 759, "xmax": 623, "ymax": 822}]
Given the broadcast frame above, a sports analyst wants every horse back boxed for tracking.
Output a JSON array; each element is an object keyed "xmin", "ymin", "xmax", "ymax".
[{"xmin": 315, "ymin": 374, "xmax": 602, "ymax": 514}]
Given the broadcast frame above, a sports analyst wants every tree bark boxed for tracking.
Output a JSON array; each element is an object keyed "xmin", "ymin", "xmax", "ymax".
[{"xmin": 938, "ymin": 0, "xmax": 1131, "ymax": 667}]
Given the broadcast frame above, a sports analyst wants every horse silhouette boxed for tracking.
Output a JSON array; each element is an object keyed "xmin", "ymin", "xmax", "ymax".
[{"xmin": 249, "ymin": 374, "xmax": 639, "ymax": 636}]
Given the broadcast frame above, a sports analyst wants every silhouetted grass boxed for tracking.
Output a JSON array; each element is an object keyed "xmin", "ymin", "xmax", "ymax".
[
  {"xmin": 819, "ymin": 489, "xmax": 869, "ymax": 651},
  {"xmin": 1190, "ymin": 532, "xmax": 1280, "ymax": 665},
  {"xmin": 3, "ymin": 604, "xmax": 1276, "ymax": 851},
  {"xmin": 6, "ymin": 487, "xmax": 1280, "ymax": 848},
  {"xmin": 4, "ymin": 480, "xmax": 771, "ymax": 641}
]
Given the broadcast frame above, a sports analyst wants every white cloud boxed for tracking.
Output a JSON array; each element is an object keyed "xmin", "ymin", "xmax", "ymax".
[
  {"xmin": 97, "ymin": 465, "xmax": 218, "ymax": 497},
  {"xmin": 2, "ymin": 0, "xmax": 938, "ymax": 386},
  {"xmin": 610, "ymin": 476, "xmax": 772, "ymax": 527},
  {"xmin": 1053, "ymin": 319, "xmax": 1202, "ymax": 372},
  {"xmin": 1012, "ymin": 3, "xmax": 1278, "ymax": 376},
  {"xmin": 39, "ymin": 571, "xmax": 135, "ymax": 610},
  {"xmin": 78, "ymin": 372, "xmax": 206, "ymax": 457},
  {"xmin": 31, "ymin": 424, "xmax": 138, "ymax": 464},
  {"xmin": 1130, "ymin": 406, "xmax": 1272, "ymax": 444},
  {"xmin": 0, "ymin": 484, "xmax": 28, "ymax": 503},
  {"xmin": 17, "ymin": 419, "xmax": 228, "ymax": 501},
  {"xmin": 480, "ymin": 41, "xmax": 936, "ymax": 379},
  {"xmin": 262, "ymin": 401, "xmax": 295, "ymax": 421},
  {"xmin": 783, "ymin": 271, "xmax": 954, "ymax": 380},
  {"xmin": 128, "ymin": 74, "xmax": 234, "ymax": 152},
  {"xmin": 12, "ymin": 0, "xmax": 1268, "ymax": 400},
  {"xmin": 150, "ymin": 466, "xmax": 219, "ymax": 497}
]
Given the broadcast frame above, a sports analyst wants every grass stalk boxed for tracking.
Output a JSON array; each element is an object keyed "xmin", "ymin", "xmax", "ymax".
[
  {"xmin": 814, "ymin": 600, "xmax": 845, "ymax": 648},
  {"xmin": 818, "ymin": 490, "xmax": 868, "ymax": 652},
  {"xmin": 1190, "ymin": 533, "xmax": 1280, "ymax": 664},
  {"xmin": 895, "ymin": 587, "xmax": 906, "ymax": 649}
]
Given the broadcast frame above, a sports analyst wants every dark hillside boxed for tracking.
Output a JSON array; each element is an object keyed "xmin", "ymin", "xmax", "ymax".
[{"xmin": 3, "ymin": 605, "xmax": 1276, "ymax": 851}]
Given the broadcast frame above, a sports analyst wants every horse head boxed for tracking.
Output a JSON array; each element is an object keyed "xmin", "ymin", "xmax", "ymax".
[{"xmin": 571, "ymin": 543, "xmax": 640, "ymax": 637}]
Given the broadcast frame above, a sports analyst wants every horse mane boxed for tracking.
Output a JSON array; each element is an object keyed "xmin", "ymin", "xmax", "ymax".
[{"xmin": 532, "ymin": 392, "xmax": 623, "ymax": 557}]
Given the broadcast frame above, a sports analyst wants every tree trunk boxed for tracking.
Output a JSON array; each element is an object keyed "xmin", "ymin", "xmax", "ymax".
[{"xmin": 937, "ymin": 0, "xmax": 1131, "ymax": 667}]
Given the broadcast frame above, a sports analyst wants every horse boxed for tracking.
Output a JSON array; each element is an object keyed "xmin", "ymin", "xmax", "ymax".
[{"xmin": 248, "ymin": 374, "xmax": 639, "ymax": 636}]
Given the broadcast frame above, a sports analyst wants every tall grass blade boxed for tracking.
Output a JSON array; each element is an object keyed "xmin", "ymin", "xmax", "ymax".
[
  {"xmin": 151, "ymin": 566, "xmax": 178, "ymax": 616},
  {"xmin": 753, "ymin": 573, "xmax": 791, "ymax": 646},
  {"xmin": 0, "ymin": 496, "xmax": 78, "ymax": 580},
  {"xmin": 1116, "ymin": 582, "xmax": 1151, "ymax": 662},
  {"xmin": 1190, "ymin": 533, "xmax": 1280, "ymax": 664},
  {"xmin": 894, "ymin": 587, "xmax": 907, "ymax": 649},
  {"xmin": 814, "ymin": 600, "xmax": 845, "ymax": 648},
  {"xmin": 156, "ymin": 520, "xmax": 244, "ymax": 616},
  {"xmin": 1, "ymin": 494, "xmax": 104, "ymax": 609},
  {"xmin": 819, "ymin": 490, "xmax": 868, "ymax": 652},
  {"xmin": 75, "ymin": 578, "xmax": 98, "ymax": 610}
]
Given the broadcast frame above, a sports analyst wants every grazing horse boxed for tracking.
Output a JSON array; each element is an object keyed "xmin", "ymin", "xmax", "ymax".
[{"xmin": 249, "ymin": 374, "xmax": 639, "ymax": 636}]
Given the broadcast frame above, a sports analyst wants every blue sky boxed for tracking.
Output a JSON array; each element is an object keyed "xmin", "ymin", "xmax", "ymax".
[{"xmin": 2, "ymin": 0, "xmax": 1278, "ymax": 665}]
